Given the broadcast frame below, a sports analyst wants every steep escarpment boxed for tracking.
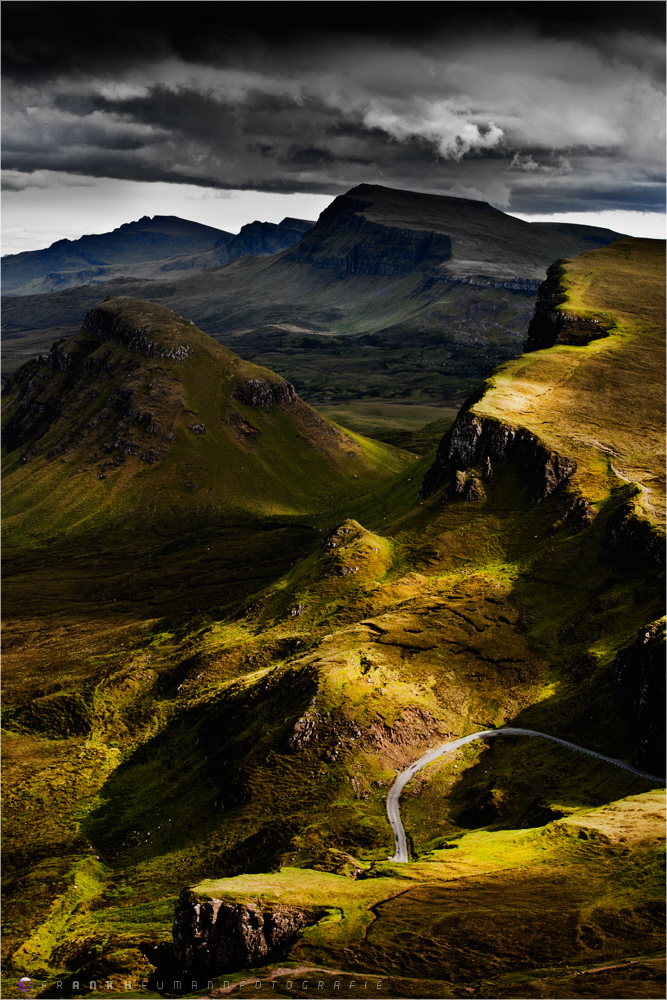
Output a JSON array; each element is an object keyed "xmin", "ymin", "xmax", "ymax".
[
  {"xmin": 287, "ymin": 184, "xmax": 623, "ymax": 284},
  {"xmin": 607, "ymin": 501, "xmax": 666, "ymax": 572},
  {"xmin": 419, "ymin": 408, "xmax": 575, "ymax": 502},
  {"xmin": 421, "ymin": 239, "xmax": 666, "ymax": 533},
  {"xmin": 525, "ymin": 260, "xmax": 612, "ymax": 352},
  {"xmin": 2, "ymin": 185, "xmax": 625, "ymax": 417},
  {"xmin": 173, "ymin": 892, "xmax": 313, "ymax": 972},
  {"xmin": 612, "ymin": 619, "xmax": 666, "ymax": 773},
  {"xmin": 230, "ymin": 218, "xmax": 314, "ymax": 258},
  {"xmin": 286, "ymin": 195, "xmax": 453, "ymax": 277}
]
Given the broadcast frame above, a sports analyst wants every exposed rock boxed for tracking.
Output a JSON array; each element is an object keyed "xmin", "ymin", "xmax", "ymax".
[
  {"xmin": 231, "ymin": 218, "xmax": 314, "ymax": 257},
  {"xmin": 323, "ymin": 520, "xmax": 361, "ymax": 549},
  {"xmin": 47, "ymin": 343, "xmax": 81, "ymax": 371},
  {"xmin": 607, "ymin": 502, "xmax": 665, "ymax": 572},
  {"xmin": 443, "ymin": 470, "xmax": 486, "ymax": 502},
  {"xmin": 82, "ymin": 306, "xmax": 195, "ymax": 361},
  {"xmin": 233, "ymin": 378, "xmax": 297, "ymax": 407},
  {"xmin": 190, "ymin": 423, "xmax": 206, "ymax": 434},
  {"xmin": 285, "ymin": 195, "xmax": 453, "ymax": 278},
  {"xmin": 611, "ymin": 619, "xmax": 666, "ymax": 773},
  {"xmin": 420, "ymin": 410, "xmax": 575, "ymax": 503},
  {"xmin": 172, "ymin": 891, "xmax": 311, "ymax": 972},
  {"xmin": 565, "ymin": 495, "xmax": 597, "ymax": 531},
  {"xmin": 288, "ymin": 714, "xmax": 317, "ymax": 749},
  {"xmin": 227, "ymin": 412, "xmax": 260, "ymax": 438},
  {"xmin": 525, "ymin": 260, "xmax": 612, "ymax": 352},
  {"xmin": 367, "ymin": 707, "xmax": 441, "ymax": 753}
]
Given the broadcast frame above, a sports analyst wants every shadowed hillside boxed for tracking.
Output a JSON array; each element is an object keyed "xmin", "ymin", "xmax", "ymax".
[
  {"xmin": 3, "ymin": 296, "xmax": 410, "ymax": 541},
  {"xmin": 2, "ymin": 217, "xmax": 314, "ymax": 297}
]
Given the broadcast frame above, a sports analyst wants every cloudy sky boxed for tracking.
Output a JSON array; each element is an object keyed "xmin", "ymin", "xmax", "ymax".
[{"xmin": 3, "ymin": 2, "xmax": 665, "ymax": 253}]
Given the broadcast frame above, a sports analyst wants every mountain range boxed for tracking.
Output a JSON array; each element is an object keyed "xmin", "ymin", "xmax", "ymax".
[
  {"xmin": 2, "ymin": 190, "xmax": 665, "ymax": 1000},
  {"xmin": 2, "ymin": 188, "xmax": 622, "ymax": 446},
  {"xmin": 2, "ymin": 214, "xmax": 314, "ymax": 297}
]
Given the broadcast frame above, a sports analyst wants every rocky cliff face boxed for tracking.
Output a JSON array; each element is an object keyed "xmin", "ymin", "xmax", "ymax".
[
  {"xmin": 419, "ymin": 408, "xmax": 576, "ymax": 502},
  {"xmin": 525, "ymin": 261, "xmax": 611, "ymax": 352},
  {"xmin": 172, "ymin": 891, "xmax": 312, "ymax": 972},
  {"xmin": 232, "ymin": 218, "xmax": 314, "ymax": 258},
  {"xmin": 606, "ymin": 501, "xmax": 666, "ymax": 573},
  {"xmin": 611, "ymin": 619, "xmax": 666, "ymax": 773},
  {"xmin": 285, "ymin": 195, "xmax": 453, "ymax": 278}
]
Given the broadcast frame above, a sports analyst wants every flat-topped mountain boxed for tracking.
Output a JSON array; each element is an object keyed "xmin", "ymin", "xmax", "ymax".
[
  {"xmin": 2, "ymin": 216, "xmax": 314, "ymax": 297},
  {"xmin": 2, "ymin": 296, "xmax": 410, "ymax": 544},
  {"xmin": 286, "ymin": 183, "xmax": 624, "ymax": 282}
]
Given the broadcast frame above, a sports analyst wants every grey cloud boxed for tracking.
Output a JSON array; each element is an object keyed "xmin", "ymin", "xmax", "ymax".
[{"xmin": 2, "ymin": 3, "xmax": 664, "ymax": 214}]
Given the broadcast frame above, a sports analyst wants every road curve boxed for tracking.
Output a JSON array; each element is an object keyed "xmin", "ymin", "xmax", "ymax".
[{"xmin": 387, "ymin": 727, "xmax": 666, "ymax": 863}]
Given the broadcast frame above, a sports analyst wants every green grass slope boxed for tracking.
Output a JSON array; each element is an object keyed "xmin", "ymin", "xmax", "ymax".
[
  {"xmin": 472, "ymin": 238, "xmax": 666, "ymax": 520},
  {"xmin": 2, "ymin": 296, "xmax": 412, "ymax": 545}
]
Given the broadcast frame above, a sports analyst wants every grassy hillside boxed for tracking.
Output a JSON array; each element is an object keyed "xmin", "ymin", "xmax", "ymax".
[
  {"xmin": 2, "ymin": 296, "xmax": 412, "ymax": 546},
  {"xmin": 472, "ymin": 238, "xmax": 666, "ymax": 520},
  {"xmin": 2, "ymin": 241, "xmax": 664, "ymax": 1000}
]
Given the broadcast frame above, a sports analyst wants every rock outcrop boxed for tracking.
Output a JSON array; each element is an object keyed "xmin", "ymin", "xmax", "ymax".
[
  {"xmin": 525, "ymin": 260, "xmax": 612, "ymax": 352},
  {"xmin": 230, "ymin": 218, "xmax": 314, "ymax": 258},
  {"xmin": 172, "ymin": 892, "xmax": 311, "ymax": 973},
  {"xmin": 420, "ymin": 409, "xmax": 575, "ymax": 502},
  {"xmin": 606, "ymin": 501, "xmax": 666, "ymax": 572},
  {"xmin": 233, "ymin": 377, "xmax": 297, "ymax": 407},
  {"xmin": 611, "ymin": 619, "xmax": 666, "ymax": 773},
  {"xmin": 81, "ymin": 305, "xmax": 195, "ymax": 361}
]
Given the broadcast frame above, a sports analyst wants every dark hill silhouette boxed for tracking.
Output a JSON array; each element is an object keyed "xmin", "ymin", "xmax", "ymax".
[{"xmin": 2, "ymin": 216, "xmax": 314, "ymax": 297}]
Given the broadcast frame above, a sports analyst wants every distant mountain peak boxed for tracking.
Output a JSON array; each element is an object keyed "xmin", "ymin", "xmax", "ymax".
[
  {"xmin": 2, "ymin": 215, "xmax": 314, "ymax": 297},
  {"xmin": 343, "ymin": 182, "xmax": 495, "ymax": 211}
]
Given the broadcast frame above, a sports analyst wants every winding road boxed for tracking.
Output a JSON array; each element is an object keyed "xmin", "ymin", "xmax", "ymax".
[{"xmin": 387, "ymin": 727, "xmax": 666, "ymax": 863}]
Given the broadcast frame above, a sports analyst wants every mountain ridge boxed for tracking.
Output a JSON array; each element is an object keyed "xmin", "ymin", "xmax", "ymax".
[
  {"xmin": 2, "ymin": 216, "xmax": 315, "ymax": 297},
  {"xmin": 2, "ymin": 295, "xmax": 412, "ymax": 545}
]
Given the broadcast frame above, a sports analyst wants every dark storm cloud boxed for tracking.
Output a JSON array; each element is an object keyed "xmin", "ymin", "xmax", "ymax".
[{"xmin": 2, "ymin": 2, "xmax": 665, "ymax": 213}]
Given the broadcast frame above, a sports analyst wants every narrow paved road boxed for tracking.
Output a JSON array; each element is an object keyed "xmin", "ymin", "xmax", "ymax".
[{"xmin": 387, "ymin": 727, "xmax": 666, "ymax": 863}]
